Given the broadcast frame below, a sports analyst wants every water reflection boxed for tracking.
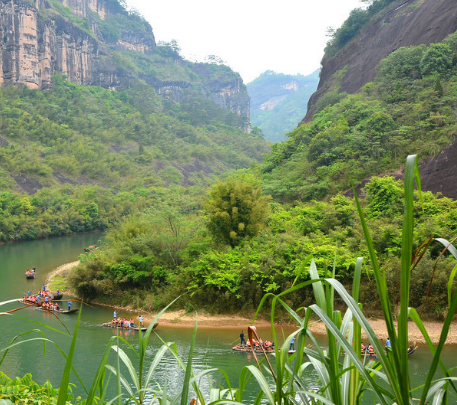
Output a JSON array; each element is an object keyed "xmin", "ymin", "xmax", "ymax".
[{"xmin": 1, "ymin": 235, "xmax": 457, "ymax": 404}]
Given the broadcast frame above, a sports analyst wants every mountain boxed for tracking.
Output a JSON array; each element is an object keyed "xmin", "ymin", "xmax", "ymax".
[
  {"xmin": 0, "ymin": 0, "xmax": 269, "ymax": 242},
  {"xmin": 260, "ymin": 0, "xmax": 457, "ymax": 203},
  {"xmin": 247, "ymin": 70, "xmax": 319, "ymax": 143},
  {"xmin": 304, "ymin": 0, "xmax": 457, "ymax": 122},
  {"xmin": 0, "ymin": 0, "xmax": 250, "ymax": 122}
]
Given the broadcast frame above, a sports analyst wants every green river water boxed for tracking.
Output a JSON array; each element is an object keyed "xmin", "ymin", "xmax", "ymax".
[{"xmin": 0, "ymin": 233, "xmax": 455, "ymax": 402}]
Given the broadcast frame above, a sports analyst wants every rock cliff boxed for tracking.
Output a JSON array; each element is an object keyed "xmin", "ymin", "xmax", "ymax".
[
  {"xmin": 304, "ymin": 0, "xmax": 457, "ymax": 122},
  {"xmin": 0, "ymin": 0, "xmax": 249, "ymax": 121}
]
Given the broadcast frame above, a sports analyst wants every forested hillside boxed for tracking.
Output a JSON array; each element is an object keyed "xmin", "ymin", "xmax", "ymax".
[
  {"xmin": 0, "ymin": 0, "xmax": 251, "ymax": 123},
  {"xmin": 0, "ymin": 0, "xmax": 272, "ymax": 242},
  {"xmin": 247, "ymin": 70, "xmax": 319, "ymax": 143},
  {"xmin": 3, "ymin": 0, "xmax": 457, "ymax": 320},
  {"xmin": 0, "ymin": 77, "xmax": 269, "ymax": 241},
  {"xmin": 68, "ymin": 30, "xmax": 457, "ymax": 316},
  {"xmin": 261, "ymin": 32, "xmax": 457, "ymax": 202}
]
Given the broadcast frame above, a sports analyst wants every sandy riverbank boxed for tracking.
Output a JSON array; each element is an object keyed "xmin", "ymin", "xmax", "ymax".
[
  {"xmin": 46, "ymin": 260, "xmax": 80, "ymax": 296},
  {"xmin": 140, "ymin": 312, "xmax": 457, "ymax": 345},
  {"xmin": 46, "ymin": 262, "xmax": 457, "ymax": 344}
]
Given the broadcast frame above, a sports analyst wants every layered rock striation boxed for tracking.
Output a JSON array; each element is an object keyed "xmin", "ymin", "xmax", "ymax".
[{"xmin": 0, "ymin": 0, "xmax": 249, "ymax": 120}]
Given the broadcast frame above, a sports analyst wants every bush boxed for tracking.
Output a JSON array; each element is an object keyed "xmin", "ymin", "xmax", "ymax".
[{"xmin": 420, "ymin": 43, "xmax": 453, "ymax": 76}]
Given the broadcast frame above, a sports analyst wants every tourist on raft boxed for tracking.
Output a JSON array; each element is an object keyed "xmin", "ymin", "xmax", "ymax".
[{"xmin": 240, "ymin": 330, "xmax": 247, "ymax": 346}]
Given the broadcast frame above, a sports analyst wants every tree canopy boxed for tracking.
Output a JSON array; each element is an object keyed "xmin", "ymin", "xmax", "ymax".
[{"xmin": 203, "ymin": 175, "xmax": 271, "ymax": 247}]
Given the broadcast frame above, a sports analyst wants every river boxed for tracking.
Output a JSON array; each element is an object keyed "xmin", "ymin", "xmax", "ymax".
[{"xmin": 0, "ymin": 234, "xmax": 456, "ymax": 403}]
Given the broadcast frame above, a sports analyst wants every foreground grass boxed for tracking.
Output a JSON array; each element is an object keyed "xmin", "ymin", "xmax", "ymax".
[{"xmin": 2, "ymin": 155, "xmax": 457, "ymax": 404}]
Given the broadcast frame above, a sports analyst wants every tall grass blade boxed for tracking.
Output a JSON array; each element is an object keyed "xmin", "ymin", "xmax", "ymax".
[
  {"xmin": 104, "ymin": 365, "xmax": 135, "ymax": 397},
  {"xmin": 349, "ymin": 258, "xmax": 363, "ymax": 405},
  {"xmin": 137, "ymin": 296, "xmax": 181, "ymax": 403},
  {"xmin": 352, "ymin": 258, "xmax": 363, "ymax": 303},
  {"xmin": 0, "ymin": 330, "xmax": 47, "ymax": 367},
  {"xmin": 434, "ymin": 238, "xmax": 457, "ymax": 259},
  {"xmin": 353, "ymin": 185, "xmax": 397, "ymax": 355},
  {"xmin": 419, "ymin": 280, "xmax": 457, "ymax": 404},
  {"xmin": 309, "ymin": 303, "xmax": 389, "ymax": 405},
  {"xmin": 448, "ymin": 263, "xmax": 457, "ymax": 309},
  {"xmin": 352, "ymin": 155, "xmax": 420, "ymax": 404},
  {"xmin": 115, "ymin": 342, "xmax": 124, "ymax": 405},
  {"xmin": 396, "ymin": 154, "xmax": 419, "ymax": 403},
  {"xmin": 322, "ymin": 279, "xmax": 400, "ymax": 401},
  {"xmin": 409, "ymin": 309, "xmax": 457, "ymax": 402},
  {"xmin": 110, "ymin": 345, "xmax": 140, "ymax": 389},
  {"xmin": 85, "ymin": 335, "xmax": 121, "ymax": 405},
  {"xmin": 144, "ymin": 342, "xmax": 177, "ymax": 390},
  {"xmin": 433, "ymin": 238, "xmax": 457, "ymax": 308},
  {"xmin": 180, "ymin": 313, "xmax": 198, "ymax": 405},
  {"xmin": 57, "ymin": 305, "xmax": 82, "ymax": 405},
  {"xmin": 310, "ymin": 259, "xmax": 326, "ymax": 311},
  {"xmin": 245, "ymin": 365, "xmax": 275, "ymax": 405}
]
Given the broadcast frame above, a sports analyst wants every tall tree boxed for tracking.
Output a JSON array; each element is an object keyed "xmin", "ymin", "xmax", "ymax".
[{"xmin": 204, "ymin": 175, "xmax": 270, "ymax": 247}]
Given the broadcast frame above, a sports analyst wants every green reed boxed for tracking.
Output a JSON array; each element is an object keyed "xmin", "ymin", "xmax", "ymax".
[
  {"xmin": 248, "ymin": 155, "xmax": 457, "ymax": 404},
  {"xmin": 3, "ymin": 155, "xmax": 457, "ymax": 405}
]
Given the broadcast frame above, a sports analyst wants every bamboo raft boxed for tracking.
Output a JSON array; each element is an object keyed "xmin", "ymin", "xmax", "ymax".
[
  {"xmin": 19, "ymin": 299, "xmax": 77, "ymax": 314},
  {"xmin": 36, "ymin": 307, "xmax": 79, "ymax": 314},
  {"xmin": 232, "ymin": 344, "xmax": 275, "ymax": 353},
  {"xmin": 359, "ymin": 344, "xmax": 418, "ymax": 358},
  {"xmin": 102, "ymin": 322, "xmax": 159, "ymax": 332}
]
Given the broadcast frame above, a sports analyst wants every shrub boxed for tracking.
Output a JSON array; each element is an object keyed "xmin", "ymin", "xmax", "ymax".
[{"xmin": 420, "ymin": 43, "xmax": 453, "ymax": 76}]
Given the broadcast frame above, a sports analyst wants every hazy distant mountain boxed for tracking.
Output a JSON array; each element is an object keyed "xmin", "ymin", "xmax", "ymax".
[{"xmin": 247, "ymin": 70, "xmax": 319, "ymax": 143}]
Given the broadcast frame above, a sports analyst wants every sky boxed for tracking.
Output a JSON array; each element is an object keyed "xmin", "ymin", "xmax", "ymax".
[{"xmin": 124, "ymin": 0, "xmax": 365, "ymax": 84}]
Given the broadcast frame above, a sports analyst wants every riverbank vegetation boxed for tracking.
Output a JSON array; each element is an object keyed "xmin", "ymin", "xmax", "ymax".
[
  {"xmin": 3, "ymin": 156, "xmax": 457, "ymax": 404},
  {"xmin": 0, "ymin": 372, "xmax": 73, "ymax": 405},
  {"xmin": 69, "ymin": 172, "xmax": 457, "ymax": 318}
]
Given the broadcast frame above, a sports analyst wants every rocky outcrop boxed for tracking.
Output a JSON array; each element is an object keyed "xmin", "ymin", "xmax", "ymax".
[
  {"xmin": 345, "ymin": 139, "xmax": 457, "ymax": 201},
  {"xmin": 0, "ymin": 0, "xmax": 137, "ymax": 88},
  {"xmin": 208, "ymin": 78, "xmax": 250, "ymax": 120},
  {"xmin": 0, "ymin": 0, "xmax": 250, "ymax": 122},
  {"xmin": 304, "ymin": 0, "xmax": 457, "ymax": 122},
  {"xmin": 193, "ymin": 63, "xmax": 250, "ymax": 123}
]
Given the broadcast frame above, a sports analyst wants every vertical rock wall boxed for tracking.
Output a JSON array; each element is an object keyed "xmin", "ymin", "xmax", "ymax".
[
  {"xmin": 0, "ymin": 0, "xmax": 250, "ymax": 123},
  {"xmin": 58, "ymin": 0, "xmax": 108, "ymax": 20},
  {"xmin": 1, "ymin": 0, "xmax": 44, "ymax": 88},
  {"xmin": 0, "ymin": 0, "xmax": 128, "ymax": 88}
]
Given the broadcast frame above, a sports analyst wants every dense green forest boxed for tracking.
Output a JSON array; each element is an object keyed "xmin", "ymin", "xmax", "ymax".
[
  {"xmin": 66, "ymin": 31, "xmax": 457, "ymax": 317},
  {"xmin": 0, "ymin": 77, "xmax": 269, "ymax": 241},
  {"xmin": 247, "ymin": 70, "xmax": 319, "ymax": 143},
  {"xmin": 262, "ymin": 32, "xmax": 457, "ymax": 202},
  {"xmin": 70, "ymin": 174, "xmax": 457, "ymax": 317}
]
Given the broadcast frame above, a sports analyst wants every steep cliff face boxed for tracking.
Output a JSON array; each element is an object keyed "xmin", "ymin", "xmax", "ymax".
[
  {"xmin": 304, "ymin": 0, "xmax": 457, "ymax": 122},
  {"xmin": 0, "ymin": 0, "xmax": 145, "ymax": 88},
  {"xmin": 192, "ymin": 63, "xmax": 250, "ymax": 122},
  {"xmin": 0, "ymin": 0, "xmax": 250, "ymax": 121}
]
